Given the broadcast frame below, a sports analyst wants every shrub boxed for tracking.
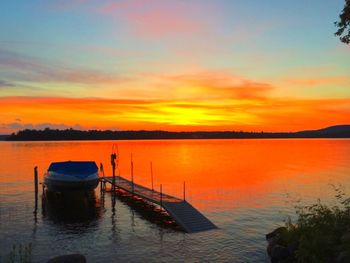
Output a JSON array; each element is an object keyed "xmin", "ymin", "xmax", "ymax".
[{"xmin": 281, "ymin": 187, "xmax": 350, "ymax": 262}]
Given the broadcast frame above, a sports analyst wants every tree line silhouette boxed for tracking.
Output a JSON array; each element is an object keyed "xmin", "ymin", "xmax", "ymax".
[{"xmin": 4, "ymin": 125, "xmax": 350, "ymax": 141}]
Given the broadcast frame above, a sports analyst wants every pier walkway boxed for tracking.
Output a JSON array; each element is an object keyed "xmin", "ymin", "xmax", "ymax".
[{"xmin": 102, "ymin": 176, "xmax": 217, "ymax": 233}]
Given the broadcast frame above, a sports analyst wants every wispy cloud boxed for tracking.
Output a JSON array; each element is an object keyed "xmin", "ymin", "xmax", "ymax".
[
  {"xmin": 154, "ymin": 71, "xmax": 274, "ymax": 100},
  {"xmin": 49, "ymin": 0, "xmax": 217, "ymax": 39},
  {"xmin": 99, "ymin": 0, "xmax": 208, "ymax": 38},
  {"xmin": 0, "ymin": 80, "xmax": 14, "ymax": 88},
  {"xmin": 1, "ymin": 96, "xmax": 349, "ymax": 133},
  {"xmin": 1, "ymin": 122, "xmax": 82, "ymax": 133},
  {"xmin": 286, "ymin": 76, "xmax": 350, "ymax": 86},
  {"xmin": 0, "ymin": 48, "xmax": 129, "ymax": 85},
  {"xmin": 0, "ymin": 49, "xmax": 274, "ymax": 101}
]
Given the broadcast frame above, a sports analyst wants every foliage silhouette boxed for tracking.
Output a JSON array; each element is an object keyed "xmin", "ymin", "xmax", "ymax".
[
  {"xmin": 280, "ymin": 187, "xmax": 350, "ymax": 262},
  {"xmin": 335, "ymin": 0, "xmax": 350, "ymax": 44},
  {"xmin": 6, "ymin": 125, "xmax": 350, "ymax": 141}
]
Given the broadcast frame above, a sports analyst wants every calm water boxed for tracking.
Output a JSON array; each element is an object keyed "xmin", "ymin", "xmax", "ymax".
[{"xmin": 1, "ymin": 139, "xmax": 350, "ymax": 262}]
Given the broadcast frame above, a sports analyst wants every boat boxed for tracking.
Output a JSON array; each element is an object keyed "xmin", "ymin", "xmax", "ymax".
[{"xmin": 44, "ymin": 161, "xmax": 99, "ymax": 192}]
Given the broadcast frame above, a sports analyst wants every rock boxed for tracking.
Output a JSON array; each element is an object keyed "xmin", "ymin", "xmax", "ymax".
[
  {"xmin": 266, "ymin": 227, "xmax": 287, "ymax": 241},
  {"xmin": 271, "ymin": 245, "xmax": 290, "ymax": 261},
  {"xmin": 266, "ymin": 227, "xmax": 296, "ymax": 262},
  {"xmin": 47, "ymin": 254, "xmax": 86, "ymax": 263},
  {"xmin": 336, "ymin": 251, "xmax": 350, "ymax": 263}
]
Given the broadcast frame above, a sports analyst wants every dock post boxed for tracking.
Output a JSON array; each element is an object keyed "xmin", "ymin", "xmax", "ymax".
[
  {"xmin": 160, "ymin": 184, "xmax": 163, "ymax": 207},
  {"xmin": 150, "ymin": 162, "xmax": 154, "ymax": 191},
  {"xmin": 131, "ymin": 154, "xmax": 134, "ymax": 194},
  {"xmin": 100, "ymin": 163, "xmax": 104, "ymax": 193},
  {"xmin": 34, "ymin": 166, "xmax": 38, "ymax": 212},
  {"xmin": 183, "ymin": 181, "xmax": 186, "ymax": 201},
  {"xmin": 100, "ymin": 163, "xmax": 105, "ymax": 177},
  {"xmin": 112, "ymin": 164, "xmax": 116, "ymax": 193},
  {"xmin": 111, "ymin": 153, "xmax": 116, "ymax": 194}
]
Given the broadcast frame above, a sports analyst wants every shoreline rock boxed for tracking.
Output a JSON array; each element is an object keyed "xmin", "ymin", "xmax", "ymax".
[{"xmin": 266, "ymin": 227, "xmax": 296, "ymax": 263}]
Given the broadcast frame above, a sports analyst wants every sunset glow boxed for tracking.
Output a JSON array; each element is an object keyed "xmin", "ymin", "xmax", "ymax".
[{"xmin": 1, "ymin": 0, "xmax": 349, "ymax": 133}]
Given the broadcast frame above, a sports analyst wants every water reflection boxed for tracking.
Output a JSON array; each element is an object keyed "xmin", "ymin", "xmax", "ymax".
[
  {"xmin": 42, "ymin": 191, "xmax": 102, "ymax": 227},
  {"xmin": 1, "ymin": 140, "xmax": 350, "ymax": 262}
]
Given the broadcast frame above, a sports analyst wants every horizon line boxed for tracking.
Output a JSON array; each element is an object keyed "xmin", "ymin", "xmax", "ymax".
[{"xmin": 2, "ymin": 124, "xmax": 350, "ymax": 136}]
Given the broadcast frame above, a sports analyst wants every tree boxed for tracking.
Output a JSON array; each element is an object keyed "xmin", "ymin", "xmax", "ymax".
[{"xmin": 335, "ymin": 0, "xmax": 350, "ymax": 44}]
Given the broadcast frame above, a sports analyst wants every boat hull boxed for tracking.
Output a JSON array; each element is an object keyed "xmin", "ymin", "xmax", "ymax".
[
  {"xmin": 44, "ymin": 161, "xmax": 100, "ymax": 193},
  {"xmin": 44, "ymin": 177, "xmax": 99, "ymax": 192}
]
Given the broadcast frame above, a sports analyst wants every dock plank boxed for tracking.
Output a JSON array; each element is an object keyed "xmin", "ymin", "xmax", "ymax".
[
  {"xmin": 103, "ymin": 176, "xmax": 217, "ymax": 233},
  {"xmin": 162, "ymin": 201, "xmax": 217, "ymax": 233}
]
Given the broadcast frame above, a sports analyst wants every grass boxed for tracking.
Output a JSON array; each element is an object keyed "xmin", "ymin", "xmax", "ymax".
[{"xmin": 280, "ymin": 186, "xmax": 350, "ymax": 262}]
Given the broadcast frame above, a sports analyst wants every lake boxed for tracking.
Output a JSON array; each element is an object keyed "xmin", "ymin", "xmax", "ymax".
[{"xmin": 1, "ymin": 139, "xmax": 350, "ymax": 262}]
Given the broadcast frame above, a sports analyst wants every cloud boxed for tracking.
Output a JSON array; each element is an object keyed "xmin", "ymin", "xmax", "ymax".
[
  {"xmin": 96, "ymin": 0, "xmax": 215, "ymax": 39},
  {"xmin": 286, "ymin": 76, "xmax": 350, "ymax": 86},
  {"xmin": 1, "ymin": 121, "xmax": 82, "ymax": 133},
  {"xmin": 0, "ymin": 48, "xmax": 129, "ymax": 85},
  {"xmin": 1, "ymin": 96, "xmax": 350, "ymax": 133},
  {"xmin": 0, "ymin": 49, "xmax": 274, "ymax": 100},
  {"xmin": 0, "ymin": 80, "xmax": 14, "ymax": 88},
  {"xmin": 45, "ymin": 0, "xmax": 218, "ymax": 41},
  {"xmin": 156, "ymin": 71, "xmax": 274, "ymax": 100},
  {"xmin": 5, "ymin": 122, "xmax": 23, "ymax": 129},
  {"xmin": 124, "ymin": 5, "xmax": 202, "ymax": 38},
  {"xmin": 48, "ymin": 0, "xmax": 211, "ymax": 38}
]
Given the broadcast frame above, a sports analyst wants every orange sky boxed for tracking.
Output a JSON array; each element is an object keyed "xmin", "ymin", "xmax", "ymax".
[
  {"xmin": 1, "ymin": 96, "xmax": 350, "ymax": 133},
  {"xmin": 1, "ymin": 1, "xmax": 350, "ymax": 133}
]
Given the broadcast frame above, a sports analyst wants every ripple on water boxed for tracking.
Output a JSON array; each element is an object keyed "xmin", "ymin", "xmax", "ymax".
[{"xmin": 1, "ymin": 139, "xmax": 350, "ymax": 262}]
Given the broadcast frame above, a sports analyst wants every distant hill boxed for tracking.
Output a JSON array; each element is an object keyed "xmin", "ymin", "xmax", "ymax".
[
  {"xmin": 318, "ymin": 125, "xmax": 350, "ymax": 133},
  {"xmin": 4, "ymin": 125, "xmax": 350, "ymax": 141},
  {"xmin": 296, "ymin": 125, "xmax": 350, "ymax": 138}
]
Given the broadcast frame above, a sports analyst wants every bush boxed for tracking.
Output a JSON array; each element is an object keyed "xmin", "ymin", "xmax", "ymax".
[{"xmin": 281, "ymin": 187, "xmax": 350, "ymax": 262}]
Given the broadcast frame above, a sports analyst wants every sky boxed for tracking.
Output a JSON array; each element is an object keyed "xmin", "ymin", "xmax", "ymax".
[{"xmin": 0, "ymin": 0, "xmax": 350, "ymax": 133}]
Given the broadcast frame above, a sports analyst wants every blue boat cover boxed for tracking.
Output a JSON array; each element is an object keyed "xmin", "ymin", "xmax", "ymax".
[{"xmin": 48, "ymin": 161, "xmax": 98, "ymax": 179}]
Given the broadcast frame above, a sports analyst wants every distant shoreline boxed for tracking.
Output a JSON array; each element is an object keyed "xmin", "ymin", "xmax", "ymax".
[
  {"xmin": 2, "ymin": 125, "xmax": 350, "ymax": 141},
  {"xmin": 2, "ymin": 137, "xmax": 350, "ymax": 142}
]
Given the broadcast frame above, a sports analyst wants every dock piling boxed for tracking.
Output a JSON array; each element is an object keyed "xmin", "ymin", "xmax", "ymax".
[
  {"xmin": 112, "ymin": 166, "xmax": 115, "ymax": 193},
  {"xmin": 150, "ymin": 162, "xmax": 154, "ymax": 191},
  {"xmin": 34, "ymin": 166, "xmax": 38, "ymax": 212},
  {"xmin": 160, "ymin": 184, "xmax": 163, "ymax": 207},
  {"xmin": 183, "ymin": 181, "xmax": 186, "ymax": 201},
  {"xmin": 100, "ymin": 163, "xmax": 105, "ymax": 193},
  {"xmin": 131, "ymin": 154, "xmax": 134, "ymax": 193}
]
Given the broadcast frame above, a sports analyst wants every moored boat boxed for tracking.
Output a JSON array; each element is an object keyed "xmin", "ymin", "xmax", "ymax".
[{"xmin": 44, "ymin": 161, "xmax": 99, "ymax": 192}]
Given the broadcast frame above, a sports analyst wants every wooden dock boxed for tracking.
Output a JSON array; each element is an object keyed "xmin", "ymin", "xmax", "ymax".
[{"xmin": 102, "ymin": 176, "xmax": 217, "ymax": 233}]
